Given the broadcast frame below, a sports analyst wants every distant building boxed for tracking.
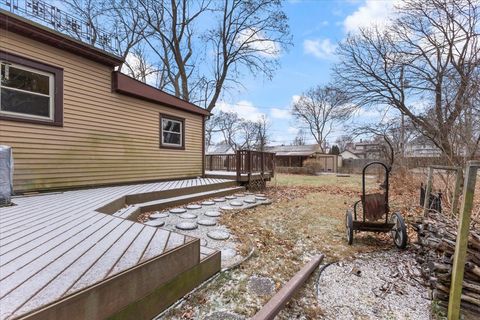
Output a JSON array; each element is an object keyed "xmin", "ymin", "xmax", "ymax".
[
  {"xmin": 405, "ymin": 136, "xmax": 442, "ymax": 157},
  {"xmin": 206, "ymin": 143, "xmax": 235, "ymax": 155},
  {"xmin": 266, "ymin": 144, "xmax": 338, "ymax": 172},
  {"xmin": 341, "ymin": 140, "xmax": 383, "ymax": 160},
  {"xmin": 339, "ymin": 150, "xmax": 359, "ymax": 159}
]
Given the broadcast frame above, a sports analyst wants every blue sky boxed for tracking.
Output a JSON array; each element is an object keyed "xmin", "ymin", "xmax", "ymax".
[{"xmin": 214, "ymin": 0, "xmax": 397, "ymax": 146}]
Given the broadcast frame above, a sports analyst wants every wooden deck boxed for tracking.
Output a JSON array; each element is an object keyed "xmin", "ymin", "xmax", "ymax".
[
  {"xmin": 0, "ymin": 178, "xmax": 229, "ymax": 320},
  {"xmin": 205, "ymin": 170, "xmax": 272, "ymax": 182}
]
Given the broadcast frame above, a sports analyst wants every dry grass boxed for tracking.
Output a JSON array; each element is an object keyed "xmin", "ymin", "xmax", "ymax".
[
  {"xmin": 161, "ymin": 170, "xmax": 478, "ymax": 319},
  {"xmin": 162, "ymin": 173, "xmax": 408, "ymax": 319}
]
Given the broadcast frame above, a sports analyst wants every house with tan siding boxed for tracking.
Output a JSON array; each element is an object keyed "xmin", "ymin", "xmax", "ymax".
[{"xmin": 0, "ymin": 11, "xmax": 210, "ymax": 193}]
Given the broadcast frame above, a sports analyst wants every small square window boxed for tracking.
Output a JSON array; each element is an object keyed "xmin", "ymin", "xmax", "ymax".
[{"xmin": 160, "ymin": 114, "xmax": 184, "ymax": 149}]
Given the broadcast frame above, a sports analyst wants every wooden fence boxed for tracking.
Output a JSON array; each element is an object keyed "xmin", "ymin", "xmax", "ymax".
[{"xmin": 205, "ymin": 150, "xmax": 275, "ymax": 179}]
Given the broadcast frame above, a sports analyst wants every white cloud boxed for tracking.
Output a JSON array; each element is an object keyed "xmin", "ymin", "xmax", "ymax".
[
  {"xmin": 270, "ymin": 107, "xmax": 290, "ymax": 119},
  {"xmin": 122, "ymin": 53, "xmax": 157, "ymax": 86},
  {"xmin": 303, "ymin": 38, "xmax": 337, "ymax": 60},
  {"xmin": 288, "ymin": 127, "xmax": 299, "ymax": 135},
  {"xmin": 216, "ymin": 100, "xmax": 265, "ymax": 122},
  {"xmin": 343, "ymin": 0, "xmax": 398, "ymax": 34},
  {"xmin": 236, "ymin": 28, "xmax": 281, "ymax": 58}
]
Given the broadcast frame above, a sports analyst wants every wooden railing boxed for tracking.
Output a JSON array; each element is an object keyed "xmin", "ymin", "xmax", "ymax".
[{"xmin": 205, "ymin": 150, "xmax": 275, "ymax": 179}]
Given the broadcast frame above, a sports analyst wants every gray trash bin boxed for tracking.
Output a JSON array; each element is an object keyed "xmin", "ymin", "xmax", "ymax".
[{"xmin": 0, "ymin": 145, "xmax": 13, "ymax": 206}]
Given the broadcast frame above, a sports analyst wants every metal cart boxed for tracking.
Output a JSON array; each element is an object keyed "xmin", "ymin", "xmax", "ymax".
[{"xmin": 345, "ymin": 161, "xmax": 408, "ymax": 249}]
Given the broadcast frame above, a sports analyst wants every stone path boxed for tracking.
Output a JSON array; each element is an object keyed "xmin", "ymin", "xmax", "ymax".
[{"xmin": 142, "ymin": 193, "xmax": 271, "ymax": 268}]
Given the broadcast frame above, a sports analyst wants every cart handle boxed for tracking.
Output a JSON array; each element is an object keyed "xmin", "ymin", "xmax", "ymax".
[{"xmin": 362, "ymin": 161, "xmax": 391, "ymax": 223}]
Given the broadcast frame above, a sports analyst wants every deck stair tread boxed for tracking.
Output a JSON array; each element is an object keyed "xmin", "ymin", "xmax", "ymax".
[{"xmin": 137, "ymin": 186, "xmax": 245, "ymax": 211}]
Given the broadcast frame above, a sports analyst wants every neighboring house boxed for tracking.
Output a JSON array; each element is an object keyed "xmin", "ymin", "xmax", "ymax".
[
  {"xmin": 0, "ymin": 11, "xmax": 210, "ymax": 192},
  {"xmin": 339, "ymin": 150, "xmax": 359, "ymax": 160},
  {"xmin": 266, "ymin": 144, "xmax": 338, "ymax": 172},
  {"xmin": 206, "ymin": 143, "xmax": 234, "ymax": 155},
  {"xmin": 343, "ymin": 140, "xmax": 383, "ymax": 159},
  {"xmin": 405, "ymin": 136, "xmax": 442, "ymax": 157}
]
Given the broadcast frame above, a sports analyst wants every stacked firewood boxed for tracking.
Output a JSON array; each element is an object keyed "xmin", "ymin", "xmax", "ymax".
[{"xmin": 412, "ymin": 213, "xmax": 480, "ymax": 315}]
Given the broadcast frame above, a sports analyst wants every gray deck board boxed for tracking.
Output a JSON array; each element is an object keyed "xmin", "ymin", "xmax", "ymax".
[{"xmin": 0, "ymin": 177, "xmax": 229, "ymax": 320}]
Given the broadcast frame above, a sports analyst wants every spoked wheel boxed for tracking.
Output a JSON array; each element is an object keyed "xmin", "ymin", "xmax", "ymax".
[
  {"xmin": 346, "ymin": 209, "xmax": 354, "ymax": 245},
  {"xmin": 390, "ymin": 212, "xmax": 408, "ymax": 249}
]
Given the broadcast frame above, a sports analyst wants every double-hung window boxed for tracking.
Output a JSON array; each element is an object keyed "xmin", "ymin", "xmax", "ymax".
[
  {"xmin": 160, "ymin": 114, "xmax": 184, "ymax": 149},
  {"xmin": 0, "ymin": 51, "xmax": 63, "ymax": 126}
]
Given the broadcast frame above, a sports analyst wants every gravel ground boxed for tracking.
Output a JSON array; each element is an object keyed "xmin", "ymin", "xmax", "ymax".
[{"xmin": 317, "ymin": 249, "xmax": 431, "ymax": 320}]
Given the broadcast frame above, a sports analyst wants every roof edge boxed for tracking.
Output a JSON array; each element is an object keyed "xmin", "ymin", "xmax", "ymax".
[
  {"xmin": 0, "ymin": 10, "xmax": 123, "ymax": 67},
  {"xmin": 112, "ymin": 71, "xmax": 210, "ymax": 116}
]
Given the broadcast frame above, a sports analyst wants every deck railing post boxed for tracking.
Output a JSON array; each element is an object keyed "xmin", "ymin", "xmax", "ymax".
[
  {"xmin": 236, "ymin": 150, "xmax": 241, "ymax": 181},
  {"xmin": 247, "ymin": 150, "xmax": 252, "ymax": 182},
  {"xmin": 209, "ymin": 155, "xmax": 213, "ymax": 171},
  {"xmin": 261, "ymin": 152, "xmax": 265, "ymax": 175}
]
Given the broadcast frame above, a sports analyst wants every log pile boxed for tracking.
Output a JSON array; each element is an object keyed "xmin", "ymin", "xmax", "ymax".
[{"xmin": 412, "ymin": 213, "xmax": 480, "ymax": 315}]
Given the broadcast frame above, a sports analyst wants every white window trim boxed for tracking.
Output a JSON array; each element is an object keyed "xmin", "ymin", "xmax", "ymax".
[
  {"xmin": 161, "ymin": 117, "xmax": 183, "ymax": 147},
  {"xmin": 0, "ymin": 61, "xmax": 55, "ymax": 121}
]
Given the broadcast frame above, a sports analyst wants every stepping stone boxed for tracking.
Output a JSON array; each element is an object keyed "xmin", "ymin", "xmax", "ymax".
[
  {"xmin": 200, "ymin": 238, "xmax": 208, "ymax": 246},
  {"xmin": 230, "ymin": 200, "xmax": 243, "ymax": 207},
  {"xmin": 202, "ymin": 201, "xmax": 215, "ymax": 206},
  {"xmin": 225, "ymin": 195, "xmax": 236, "ymax": 200},
  {"xmin": 213, "ymin": 197, "xmax": 226, "ymax": 202},
  {"xmin": 179, "ymin": 213, "xmax": 197, "ymax": 219},
  {"xmin": 261, "ymin": 199, "xmax": 272, "ymax": 205},
  {"xmin": 198, "ymin": 219, "xmax": 217, "ymax": 226},
  {"xmin": 255, "ymin": 196, "xmax": 267, "ymax": 201},
  {"xmin": 221, "ymin": 248, "xmax": 237, "ymax": 259},
  {"xmin": 255, "ymin": 193, "xmax": 266, "ymax": 197},
  {"xmin": 170, "ymin": 208, "xmax": 187, "ymax": 214},
  {"xmin": 234, "ymin": 193, "xmax": 245, "ymax": 197},
  {"xmin": 244, "ymin": 198, "xmax": 256, "ymax": 204},
  {"xmin": 205, "ymin": 211, "xmax": 221, "ymax": 217},
  {"xmin": 187, "ymin": 204, "xmax": 202, "ymax": 210},
  {"xmin": 204, "ymin": 312, "xmax": 245, "ymax": 320},
  {"xmin": 220, "ymin": 206, "xmax": 234, "ymax": 210},
  {"xmin": 149, "ymin": 212, "xmax": 169, "ymax": 219},
  {"xmin": 144, "ymin": 220, "xmax": 165, "ymax": 227},
  {"xmin": 247, "ymin": 275, "xmax": 275, "ymax": 296},
  {"xmin": 176, "ymin": 221, "xmax": 198, "ymax": 230},
  {"xmin": 207, "ymin": 230, "xmax": 230, "ymax": 240}
]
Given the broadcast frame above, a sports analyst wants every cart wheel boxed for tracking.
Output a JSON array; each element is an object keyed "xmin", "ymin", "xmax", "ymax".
[
  {"xmin": 346, "ymin": 210, "xmax": 353, "ymax": 245},
  {"xmin": 390, "ymin": 212, "xmax": 407, "ymax": 249}
]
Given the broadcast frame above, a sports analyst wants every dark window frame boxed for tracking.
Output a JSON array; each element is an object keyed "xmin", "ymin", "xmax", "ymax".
[
  {"xmin": 0, "ymin": 50, "xmax": 63, "ymax": 126},
  {"xmin": 159, "ymin": 113, "xmax": 185, "ymax": 150}
]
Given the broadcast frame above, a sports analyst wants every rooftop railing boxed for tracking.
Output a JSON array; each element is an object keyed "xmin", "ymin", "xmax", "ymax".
[{"xmin": 1, "ymin": 0, "xmax": 120, "ymax": 55}]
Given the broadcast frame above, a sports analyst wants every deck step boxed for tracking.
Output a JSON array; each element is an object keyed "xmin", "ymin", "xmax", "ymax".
[
  {"xmin": 115, "ymin": 186, "xmax": 245, "ymax": 220},
  {"xmin": 109, "ymin": 247, "xmax": 221, "ymax": 320}
]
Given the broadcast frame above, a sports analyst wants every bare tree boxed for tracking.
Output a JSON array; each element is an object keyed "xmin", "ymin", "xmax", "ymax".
[
  {"xmin": 334, "ymin": 0, "xmax": 480, "ymax": 163},
  {"xmin": 140, "ymin": 0, "xmax": 210, "ymax": 100},
  {"xmin": 202, "ymin": 0, "xmax": 292, "ymax": 111},
  {"xmin": 292, "ymin": 85, "xmax": 352, "ymax": 152},
  {"xmin": 213, "ymin": 111, "xmax": 240, "ymax": 150},
  {"xmin": 255, "ymin": 115, "xmax": 270, "ymax": 151},
  {"xmin": 292, "ymin": 129, "xmax": 307, "ymax": 146},
  {"xmin": 335, "ymin": 134, "xmax": 353, "ymax": 152}
]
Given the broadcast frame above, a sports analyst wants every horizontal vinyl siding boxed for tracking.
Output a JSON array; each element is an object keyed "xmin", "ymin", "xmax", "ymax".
[{"xmin": 0, "ymin": 31, "xmax": 203, "ymax": 192}]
